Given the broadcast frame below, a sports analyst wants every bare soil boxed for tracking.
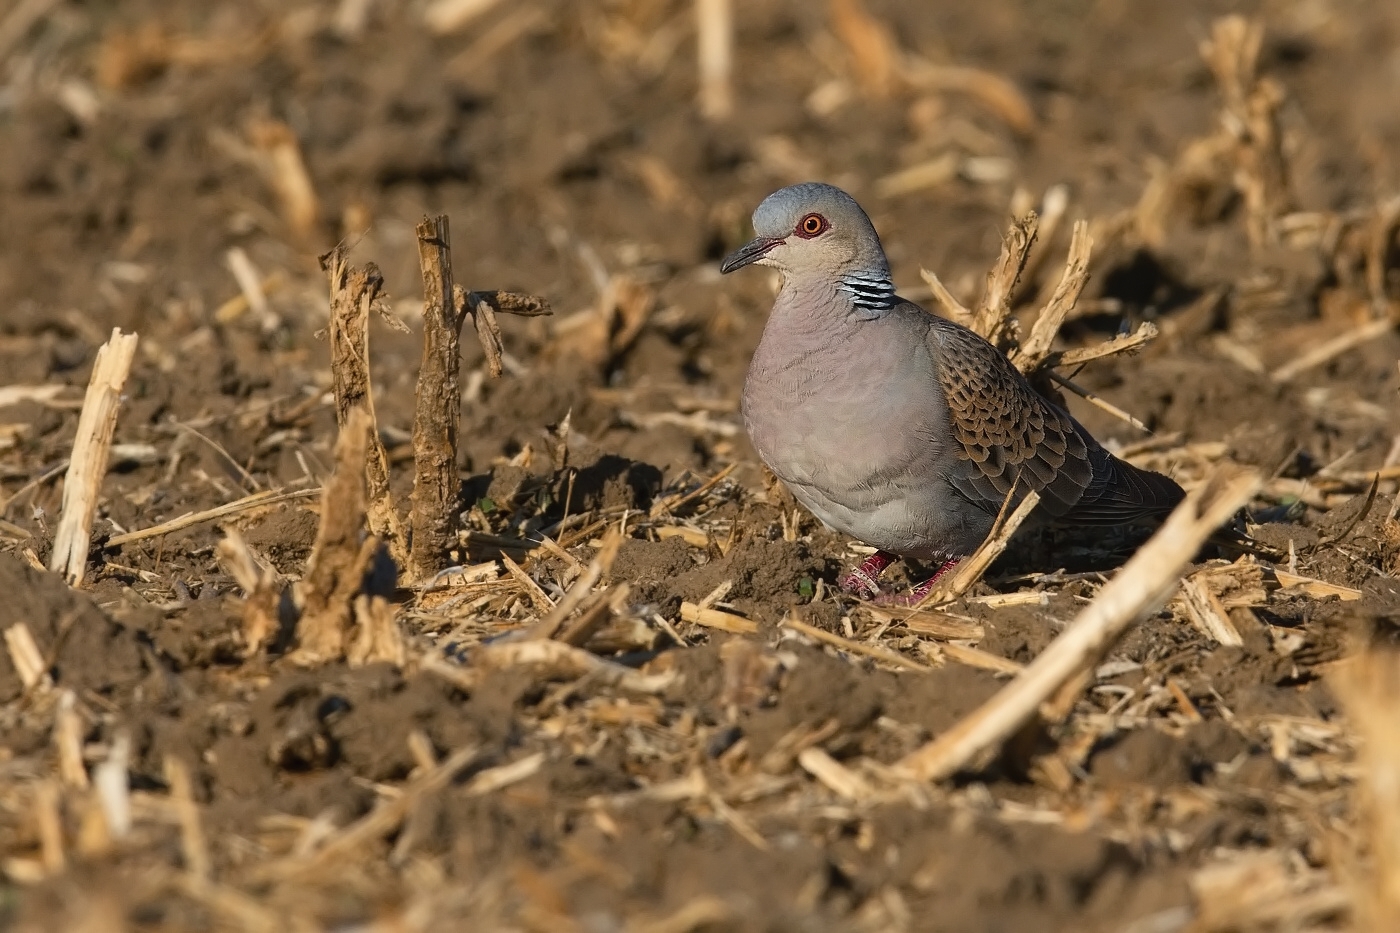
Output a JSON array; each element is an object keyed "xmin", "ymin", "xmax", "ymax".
[{"xmin": 2, "ymin": 1, "xmax": 1400, "ymax": 931}]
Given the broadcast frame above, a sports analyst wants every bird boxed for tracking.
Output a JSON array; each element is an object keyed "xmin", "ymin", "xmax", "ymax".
[{"xmin": 720, "ymin": 182, "xmax": 1185, "ymax": 605}]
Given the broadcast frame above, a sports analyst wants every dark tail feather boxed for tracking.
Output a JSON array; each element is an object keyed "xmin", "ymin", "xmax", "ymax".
[
  {"xmin": 1069, "ymin": 446, "xmax": 1279, "ymax": 557},
  {"xmin": 1039, "ymin": 416, "xmax": 1270, "ymax": 552},
  {"xmin": 1065, "ymin": 446, "xmax": 1186, "ymax": 525}
]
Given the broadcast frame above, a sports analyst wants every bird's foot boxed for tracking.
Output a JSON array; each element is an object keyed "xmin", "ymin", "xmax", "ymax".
[
  {"xmin": 868, "ymin": 558, "xmax": 960, "ymax": 607},
  {"xmin": 838, "ymin": 550, "xmax": 897, "ymax": 599}
]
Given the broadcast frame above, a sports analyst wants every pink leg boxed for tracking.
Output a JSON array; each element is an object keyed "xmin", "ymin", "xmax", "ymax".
[
  {"xmin": 839, "ymin": 550, "xmax": 897, "ymax": 599},
  {"xmin": 871, "ymin": 558, "xmax": 960, "ymax": 607}
]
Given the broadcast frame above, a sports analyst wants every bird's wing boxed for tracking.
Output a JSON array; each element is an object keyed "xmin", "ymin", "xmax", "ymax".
[{"xmin": 926, "ymin": 314, "xmax": 1093, "ymax": 517}]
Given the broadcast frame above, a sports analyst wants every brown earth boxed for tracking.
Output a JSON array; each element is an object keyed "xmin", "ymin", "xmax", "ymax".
[{"xmin": 2, "ymin": 0, "xmax": 1400, "ymax": 930}]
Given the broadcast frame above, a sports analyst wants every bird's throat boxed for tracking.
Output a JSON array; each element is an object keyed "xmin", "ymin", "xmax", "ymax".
[{"xmin": 749, "ymin": 282, "xmax": 875, "ymax": 391}]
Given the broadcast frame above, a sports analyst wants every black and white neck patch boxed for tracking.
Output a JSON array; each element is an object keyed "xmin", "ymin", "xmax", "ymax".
[{"xmin": 838, "ymin": 272, "xmax": 897, "ymax": 312}]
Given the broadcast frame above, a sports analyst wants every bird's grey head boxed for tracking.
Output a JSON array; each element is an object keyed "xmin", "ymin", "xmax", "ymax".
[{"xmin": 720, "ymin": 183, "xmax": 895, "ymax": 312}]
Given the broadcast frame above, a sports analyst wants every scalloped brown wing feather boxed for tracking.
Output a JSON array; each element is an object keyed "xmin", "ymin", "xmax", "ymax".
[
  {"xmin": 927, "ymin": 314, "xmax": 1185, "ymax": 524},
  {"xmin": 928, "ymin": 315, "xmax": 1093, "ymax": 517}
]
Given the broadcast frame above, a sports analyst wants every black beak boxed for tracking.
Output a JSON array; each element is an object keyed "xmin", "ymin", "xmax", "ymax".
[{"xmin": 720, "ymin": 236, "xmax": 782, "ymax": 274}]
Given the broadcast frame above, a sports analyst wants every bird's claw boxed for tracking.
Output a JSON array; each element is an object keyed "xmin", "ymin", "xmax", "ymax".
[
  {"xmin": 849, "ymin": 559, "xmax": 957, "ymax": 606},
  {"xmin": 839, "ymin": 550, "xmax": 897, "ymax": 600},
  {"xmin": 839, "ymin": 567, "xmax": 881, "ymax": 599}
]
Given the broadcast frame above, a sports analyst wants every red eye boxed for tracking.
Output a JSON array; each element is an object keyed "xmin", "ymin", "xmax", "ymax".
[{"xmin": 795, "ymin": 213, "xmax": 828, "ymax": 238}]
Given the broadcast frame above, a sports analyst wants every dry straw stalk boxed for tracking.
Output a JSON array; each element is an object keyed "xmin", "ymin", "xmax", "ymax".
[
  {"xmin": 49, "ymin": 327, "xmax": 138, "ymax": 586},
  {"xmin": 899, "ymin": 467, "xmax": 1259, "ymax": 782},
  {"xmin": 297, "ymin": 407, "xmax": 377, "ymax": 659},
  {"xmin": 323, "ymin": 245, "xmax": 409, "ymax": 568},
  {"xmin": 970, "ymin": 213, "xmax": 1037, "ymax": 350},
  {"xmin": 1335, "ymin": 653, "xmax": 1400, "ymax": 931},
  {"xmin": 919, "ymin": 491, "xmax": 1040, "ymax": 607},
  {"xmin": 696, "ymin": 0, "xmax": 733, "ymax": 119},
  {"xmin": 409, "ymin": 215, "xmax": 465, "ymax": 582},
  {"xmin": 107, "ymin": 487, "xmax": 320, "ymax": 547}
]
